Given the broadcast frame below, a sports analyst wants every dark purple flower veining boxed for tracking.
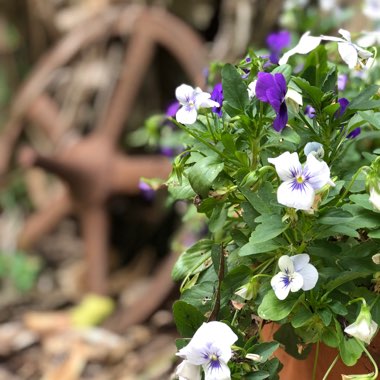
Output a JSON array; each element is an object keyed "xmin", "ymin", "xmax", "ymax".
[{"xmin": 256, "ymin": 72, "xmax": 288, "ymax": 132}]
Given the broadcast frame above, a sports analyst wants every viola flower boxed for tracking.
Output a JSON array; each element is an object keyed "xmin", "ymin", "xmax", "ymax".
[
  {"xmin": 369, "ymin": 186, "xmax": 380, "ymax": 211},
  {"xmin": 304, "ymin": 105, "xmax": 316, "ymax": 118},
  {"xmin": 321, "ymin": 29, "xmax": 373, "ymax": 69},
  {"xmin": 279, "ymin": 31, "xmax": 323, "ymax": 65},
  {"xmin": 266, "ymin": 30, "xmax": 291, "ymax": 64},
  {"xmin": 139, "ymin": 180, "xmax": 155, "ymax": 201},
  {"xmin": 271, "ymin": 254, "xmax": 319, "ymax": 300},
  {"xmin": 175, "ymin": 84, "xmax": 220, "ymax": 125},
  {"xmin": 176, "ymin": 321, "xmax": 238, "ymax": 380},
  {"xmin": 268, "ymin": 151, "xmax": 334, "ymax": 210},
  {"xmin": 347, "ymin": 127, "xmax": 361, "ymax": 139},
  {"xmin": 338, "ymin": 74, "xmax": 348, "ymax": 91},
  {"xmin": 344, "ymin": 302, "xmax": 378, "ymax": 344},
  {"xmin": 255, "ymin": 72, "xmax": 288, "ymax": 132},
  {"xmin": 304, "ymin": 142, "xmax": 324, "ymax": 159},
  {"xmin": 210, "ymin": 83, "xmax": 223, "ymax": 117},
  {"xmin": 363, "ymin": 0, "xmax": 380, "ymax": 20},
  {"xmin": 166, "ymin": 100, "xmax": 180, "ymax": 118},
  {"xmin": 336, "ymin": 97, "xmax": 350, "ymax": 118}
]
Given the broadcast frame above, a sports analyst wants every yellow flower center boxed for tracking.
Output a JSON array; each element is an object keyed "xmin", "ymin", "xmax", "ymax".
[{"xmin": 296, "ymin": 176, "xmax": 304, "ymax": 183}]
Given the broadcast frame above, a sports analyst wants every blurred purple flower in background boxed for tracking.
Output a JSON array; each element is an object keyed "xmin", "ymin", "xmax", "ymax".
[
  {"xmin": 166, "ymin": 100, "xmax": 180, "ymax": 118},
  {"xmin": 139, "ymin": 180, "xmax": 155, "ymax": 201},
  {"xmin": 304, "ymin": 105, "xmax": 316, "ymax": 118},
  {"xmin": 337, "ymin": 74, "xmax": 348, "ymax": 91},
  {"xmin": 256, "ymin": 72, "xmax": 288, "ymax": 132},
  {"xmin": 210, "ymin": 82, "xmax": 223, "ymax": 117},
  {"xmin": 266, "ymin": 30, "xmax": 291, "ymax": 64},
  {"xmin": 336, "ymin": 97, "xmax": 349, "ymax": 117}
]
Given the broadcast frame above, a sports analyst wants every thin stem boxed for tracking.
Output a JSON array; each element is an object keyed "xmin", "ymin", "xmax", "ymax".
[
  {"xmin": 312, "ymin": 340, "xmax": 320, "ymax": 380},
  {"xmin": 334, "ymin": 166, "xmax": 366, "ymax": 207},
  {"xmin": 322, "ymin": 354, "xmax": 339, "ymax": 380},
  {"xmin": 357, "ymin": 339, "xmax": 379, "ymax": 379}
]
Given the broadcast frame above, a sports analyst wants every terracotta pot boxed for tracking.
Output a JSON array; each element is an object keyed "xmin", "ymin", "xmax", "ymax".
[{"xmin": 262, "ymin": 323, "xmax": 380, "ymax": 379}]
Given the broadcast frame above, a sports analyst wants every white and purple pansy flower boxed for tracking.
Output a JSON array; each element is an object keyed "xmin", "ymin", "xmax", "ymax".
[
  {"xmin": 175, "ymin": 84, "xmax": 220, "ymax": 125},
  {"xmin": 176, "ymin": 321, "xmax": 238, "ymax": 380},
  {"xmin": 271, "ymin": 254, "xmax": 319, "ymax": 300},
  {"xmin": 268, "ymin": 151, "xmax": 334, "ymax": 210},
  {"xmin": 255, "ymin": 72, "xmax": 288, "ymax": 132}
]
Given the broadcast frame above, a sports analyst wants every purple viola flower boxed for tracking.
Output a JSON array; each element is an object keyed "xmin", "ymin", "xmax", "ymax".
[
  {"xmin": 256, "ymin": 72, "xmax": 288, "ymax": 132},
  {"xmin": 304, "ymin": 105, "xmax": 316, "ymax": 119},
  {"xmin": 210, "ymin": 82, "xmax": 223, "ymax": 117},
  {"xmin": 139, "ymin": 180, "xmax": 155, "ymax": 201},
  {"xmin": 336, "ymin": 97, "xmax": 349, "ymax": 118},
  {"xmin": 347, "ymin": 127, "xmax": 361, "ymax": 139},
  {"xmin": 166, "ymin": 101, "xmax": 180, "ymax": 118},
  {"xmin": 266, "ymin": 30, "xmax": 291, "ymax": 65},
  {"xmin": 337, "ymin": 74, "xmax": 348, "ymax": 91}
]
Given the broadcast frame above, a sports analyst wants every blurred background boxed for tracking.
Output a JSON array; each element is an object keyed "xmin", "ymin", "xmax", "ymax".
[{"xmin": 0, "ymin": 0, "xmax": 378, "ymax": 379}]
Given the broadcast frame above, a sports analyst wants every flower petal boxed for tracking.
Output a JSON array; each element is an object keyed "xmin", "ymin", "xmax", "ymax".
[
  {"xmin": 176, "ymin": 360, "xmax": 201, "ymax": 380},
  {"xmin": 291, "ymin": 254, "xmax": 310, "ymax": 271},
  {"xmin": 276, "ymin": 180, "xmax": 315, "ymax": 210},
  {"xmin": 247, "ymin": 80, "xmax": 257, "ymax": 99},
  {"xmin": 271, "ymin": 272, "xmax": 291, "ymax": 300},
  {"xmin": 255, "ymin": 72, "xmax": 275, "ymax": 102},
  {"xmin": 289, "ymin": 272, "xmax": 304, "ymax": 292},
  {"xmin": 268, "ymin": 152, "xmax": 302, "ymax": 182},
  {"xmin": 278, "ymin": 255, "xmax": 294, "ymax": 273},
  {"xmin": 176, "ymin": 84, "xmax": 195, "ymax": 104},
  {"xmin": 304, "ymin": 154, "xmax": 333, "ymax": 190},
  {"xmin": 279, "ymin": 32, "xmax": 322, "ymax": 65},
  {"xmin": 337, "ymin": 42, "xmax": 358, "ymax": 69},
  {"xmin": 176, "ymin": 106, "xmax": 198, "ymax": 125},
  {"xmin": 298, "ymin": 263, "xmax": 319, "ymax": 291},
  {"xmin": 273, "ymin": 102, "xmax": 288, "ymax": 131},
  {"xmin": 338, "ymin": 29, "xmax": 352, "ymax": 42},
  {"xmin": 203, "ymin": 359, "xmax": 231, "ymax": 380},
  {"xmin": 369, "ymin": 187, "xmax": 380, "ymax": 211}
]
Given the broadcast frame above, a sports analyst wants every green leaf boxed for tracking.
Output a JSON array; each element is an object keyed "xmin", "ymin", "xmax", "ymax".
[
  {"xmin": 240, "ymin": 182, "xmax": 279, "ymax": 215},
  {"xmin": 321, "ymin": 326, "xmax": 339, "ymax": 348},
  {"xmin": 249, "ymin": 214, "xmax": 288, "ymax": 244},
  {"xmin": 173, "ymin": 301, "xmax": 206, "ymax": 337},
  {"xmin": 349, "ymin": 193, "xmax": 375, "ymax": 211},
  {"xmin": 273, "ymin": 323, "xmax": 312, "ymax": 359},
  {"xmin": 188, "ymin": 156, "xmax": 224, "ymax": 197},
  {"xmin": 172, "ymin": 239, "xmax": 212, "ymax": 281},
  {"xmin": 239, "ymin": 238, "xmax": 284, "ymax": 256},
  {"xmin": 324, "ymin": 271, "xmax": 370, "ymax": 292},
  {"xmin": 291, "ymin": 307, "xmax": 314, "ymax": 328},
  {"xmin": 251, "ymin": 342, "xmax": 280, "ymax": 362},
  {"xmin": 222, "ymin": 63, "xmax": 249, "ymax": 115},
  {"xmin": 258, "ymin": 291, "xmax": 298, "ymax": 321},
  {"xmin": 348, "ymin": 85, "xmax": 380, "ymax": 111},
  {"xmin": 271, "ymin": 64, "xmax": 292, "ymax": 82},
  {"xmin": 368, "ymin": 229, "xmax": 380, "ymax": 238},
  {"xmin": 358, "ymin": 110, "xmax": 380, "ymax": 129},
  {"xmin": 209, "ymin": 203, "xmax": 228, "ymax": 233},
  {"xmin": 245, "ymin": 371, "xmax": 270, "ymax": 380},
  {"xmin": 318, "ymin": 208, "xmax": 353, "ymax": 224},
  {"xmin": 292, "ymin": 77, "xmax": 323, "ymax": 108},
  {"xmin": 181, "ymin": 281, "xmax": 216, "ymax": 314},
  {"xmin": 339, "ymin": 337, "xmax": 363, "ymax": 366}
]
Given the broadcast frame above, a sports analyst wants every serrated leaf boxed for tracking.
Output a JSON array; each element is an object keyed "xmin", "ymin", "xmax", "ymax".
[{"xmin": 348, "ymin": 85, "xmax": 380, "ymax": 111}]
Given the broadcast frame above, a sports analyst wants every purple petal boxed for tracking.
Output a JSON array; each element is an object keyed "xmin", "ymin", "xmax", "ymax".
[
  {"xmin": 273, "ymin": 73, "xmax": 287, "ymax": 98},
  {"xmin": 273, "ymin": 102, "xmax": 288, "ymax": 132},
  {"xmin": 210, "ymin": 82, "xmax": 223, "ymax": 117},
  {"xmin": 337, "ymin": 74, "xmax": 348, "ymax": 91},
  {"xmin": 336, "ymin": 97, "xmax": 349, "ymax": 117},
  {"xmin": 255, "ymin": 72, "xmax": 276, "ymax": 102},
  {"xmin": 304, "ymin": 105, "xmax": 316, "ymax": 118},
  {"xmin": 347, "ymin": 127, "xmax": 361, "ymax": 139},
  {"xmin": 266, "ymin": 30, "xmax": 291, "ymax": 52},
  {"xmin": 166, "ymin": 101, "xmax": 180, "ymax": 117}
]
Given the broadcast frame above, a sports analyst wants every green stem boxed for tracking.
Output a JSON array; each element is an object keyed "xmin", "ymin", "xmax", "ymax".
[
  {"xmin": 322, "ymin": 355, "xmax": 339, "ymax": 380},
  {"xmin": 312, "ymin": 340, "xmax": 320, "ymax": 380},
  {"xmin": 357, "ymin": 339, "xmax": 379, "ymax": 379},
  {"xmin": 334, "ymin": 167, "xmax": 366, "ymax": 207}
]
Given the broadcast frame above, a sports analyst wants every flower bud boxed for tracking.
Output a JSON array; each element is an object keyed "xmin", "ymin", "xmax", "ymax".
[{"xmin": 304, "ymin": 142, "xmax": 324, "ymax": 159}]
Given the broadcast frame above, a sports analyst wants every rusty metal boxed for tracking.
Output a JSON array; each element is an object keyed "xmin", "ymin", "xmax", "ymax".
[{"xmin": 0, "ymin": 5, "xmax": 208, "ymax": 297}]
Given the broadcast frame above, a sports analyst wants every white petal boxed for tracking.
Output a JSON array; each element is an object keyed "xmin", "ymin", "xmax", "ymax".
[
  {"xmin": 286, "ymin": 88, "xmax": 303, "ymax": 105},
  {"xmin": 291, "ymin": 254, "xmax": 310, "ymax": 271},
  {"xmin": 268, "ymin": 152, "xmax": 302, "ymax": 182},
  {"xmin": 369, "ymin": 186, "xmax": 380, "ymax": 211},
  {"xmin": 338, "ymin": 29, "xmax": 352, "ymax": 42},
  {"xmin": 304, "ymin": 154, "xmax": 332, "ymax": 190},
  {"xmin": 356, "ymin": 44, "xmax": 373, "ymax": 60},
  {"xmin": 357, "ymin": 33, "xmax": 378, "ymax": 48},
  {"xmin": 196, "ymin": 97, "xmax": 220, "ymax": 109},
  {"xmin": 248, "ymin": 80, "xmax": 257, "ymax": 99},
  {"xmin": 279, "ymin": 32, "xmax": 322, "ymax": 65},
  {"xmin": 190, "ymin": 321, "xmax": 238, "ymax": 349},
  {"xmin": 276, "ymin": 180, "xmax": 315, "ymax": 210},
  {"xmin": 321, "ymin": 34, "xmax": 345, "ymax": 42},
  {"xmin": 271, "ymin": 273, "xmax": 291, "ymax": 300},
  {"xmin": 289, "ymin": 272, "xmax": 304, "ymax": 292},
  {"xmin": 203, "ymin": 359, "xmax": 231, "ymax": 380},
  {"xmin": 298, "ymin": 263, "xmax": 319, "ymax": 291},
  {"xmin": 176, "ymin": 106, "xmax": 198, "ymax": 125},
  {"xmin": 278, "ymin": 255, "xmax": 295, "ymax": 273},
  {"xmin": 176, "ymin": 360, "xmax": 201, "ymax": 380},
  {"xmin": 344, "ymin": 319, "xmax": 375, "ymax": 345},
  {"xmin": 175, "ymin": 84, "xmax": 195, "ymax": 104},
  {"xmin": 338, "ymin": 42, "xmax": 358, "ymax": 69}
]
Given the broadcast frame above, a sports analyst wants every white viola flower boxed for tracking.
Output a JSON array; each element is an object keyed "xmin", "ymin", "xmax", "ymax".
[
  {"xmin": 271, "ymin": 254, "xmax": 319, "ymax": 300},
  {"xmin": 175, "ymin": 360, "xmax": 201, "ymax": 380},
  {"xmin": 279, "ymin": 31, "xmax": 322, "ymax": 65},
  {"xmin": 176, "ymin": 321, "xmax": 238, "ymax": 380},
  {"xmin": 175, "ymin": 84, "xmax": 220, "ymax": 125},
  {"xmin": 363, "ymin": 0, "xmax": 380, "ymax": 20},
  {"xmin": 268, "ymin": 151, "xmax": 334, "ymax": 210},
  {"xmin": 344, "ymin": 303, "xmax": 378, "ymax": 345},
  {"xmin": 369, "ymin": 186, "xmax": 380, "ymax": 211},
  {"xmin": 321, "ymin": 29, "xmax": 373, "ymax": 69},
  {"xmin": 357, "ymin": 31, "xmax": 380, "ymax": 48},
  {"xmin": 247, "ymin": 80, "xmax": 257, "ymax": 100}
]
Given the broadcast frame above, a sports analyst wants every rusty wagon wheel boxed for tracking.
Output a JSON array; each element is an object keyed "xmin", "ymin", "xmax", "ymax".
[{"xmin": 0, "ymin": 3, "xmax": 207, "ymax": 321}]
